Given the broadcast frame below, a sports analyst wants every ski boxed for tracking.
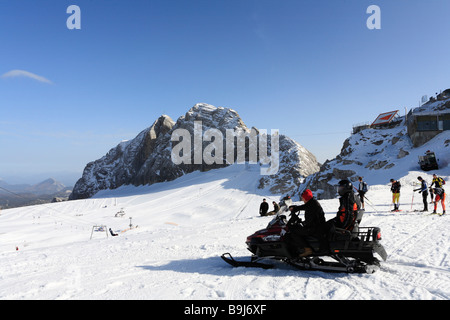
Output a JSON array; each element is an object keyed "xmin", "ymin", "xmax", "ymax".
[
  {"xmin": 222, "ymin": 253, "xmax": 380, "ymax": 274},
  {"xmin": 427, "ymin": 212, "xmax": 446, "ymax": 216}
]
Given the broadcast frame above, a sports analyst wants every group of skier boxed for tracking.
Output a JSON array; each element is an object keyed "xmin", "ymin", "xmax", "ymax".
[
  {"xmin": 257, "ymin": 174, "xmax": 446, "ymax": 258},
  {"xmin": 390, "ymin": 174, "xmax": 446, "ymax": 215}
]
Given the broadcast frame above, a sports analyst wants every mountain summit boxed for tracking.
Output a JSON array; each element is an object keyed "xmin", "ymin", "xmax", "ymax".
[{"xmin": 70, "ymin": 103, "xmax": 320, "ymax": 200}]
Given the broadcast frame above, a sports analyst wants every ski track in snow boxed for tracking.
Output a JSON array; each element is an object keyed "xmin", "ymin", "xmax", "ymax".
[{"xmin": 0, "ymin": 165, "xmax": 449, "ymax": 300}]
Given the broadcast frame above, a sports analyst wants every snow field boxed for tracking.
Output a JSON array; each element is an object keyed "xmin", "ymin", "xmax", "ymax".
[{"xmin": 0, "ymin": 165, "xmax": 449, "ymax": 300}]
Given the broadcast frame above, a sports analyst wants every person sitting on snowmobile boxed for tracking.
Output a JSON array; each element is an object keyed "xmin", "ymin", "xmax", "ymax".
[
  {"xmin": 286, "ymin": 189, "xmax": 327, "ymax": 257},
  {"xmin": 326, "ymin": 180, "xmax": 358, "ymax": 233}
]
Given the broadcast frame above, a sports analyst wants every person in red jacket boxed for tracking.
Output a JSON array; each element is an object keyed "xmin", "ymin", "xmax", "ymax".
[{"xmin": 432, "ymin": 187, "xmax": 446, "ymax": 215}]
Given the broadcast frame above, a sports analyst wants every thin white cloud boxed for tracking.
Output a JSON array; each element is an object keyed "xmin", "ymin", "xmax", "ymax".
[{"xmin": 1, "ymin": 69, "xmax": 53, "ymax": 84}]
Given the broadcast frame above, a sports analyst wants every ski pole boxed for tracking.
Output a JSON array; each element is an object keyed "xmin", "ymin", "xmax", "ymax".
[
  {"xmin": 352, "ymin": 186, "xmax": 378, "ymax": 213},
  {"xmin": 411, "ymin": 192, "xmax": 415, "ymax": 210},
  {"xmin": 364, "ymin": 195, "xmax": 379, "ymax": 213},
  {"xmin": 361, "ymin": 192, "xmax": 378, "ymax": 213}
]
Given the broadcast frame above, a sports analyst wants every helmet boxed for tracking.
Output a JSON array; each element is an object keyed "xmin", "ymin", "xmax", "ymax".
[{"xmin": 337, "ymin": 179, "xmax": 353, "ymax": 196}]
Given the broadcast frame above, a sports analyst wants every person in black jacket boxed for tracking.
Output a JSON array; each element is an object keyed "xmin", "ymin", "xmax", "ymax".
[
  {"xmin": 390, "ymin": 178, "xmax": 401, "ymax": 211},
  {"xmin": 357, "ymin": 176, "xmax": 368, "ymax": 209},
  {"xmin": 414, "ymin": 176, "xmax": 428, "ymax": 212},
  {"xmin": 286, "ymin": 189, "xmax": 327, "ymax": 257},
  {"xmin": 326, "ymin": 180, "xmax": 358, "ymax": 232},
  {"xmin": 259, "ymin": 199, "xmax": 269, "ymax": 216}
]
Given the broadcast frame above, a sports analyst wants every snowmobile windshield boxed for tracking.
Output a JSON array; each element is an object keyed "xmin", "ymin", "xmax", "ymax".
[
  {"xmin": 267, "ymin": 214, "xmax": 286, "ymax": 228},
  {"xmin": 277, "ymin": 198, "xmax": 292, "ymax": 213}
]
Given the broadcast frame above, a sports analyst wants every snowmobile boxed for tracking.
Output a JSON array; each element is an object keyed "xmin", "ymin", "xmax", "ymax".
[
  {"xmin": 418, "ymin": 150, "xmax": 439, "ymax": 171},
  {"xmin": 222, "ymin": 197, "xmax": 387, "ymax": 274}
]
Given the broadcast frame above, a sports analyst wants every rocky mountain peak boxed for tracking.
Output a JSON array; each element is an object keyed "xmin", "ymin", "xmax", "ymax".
[
  {"xmin": 183, "ymin": 103, "xmax": 246, "ymax": 129},
  {"xmin": 69, "ymin": 103, "xmax": 320, "ymax": 200}
]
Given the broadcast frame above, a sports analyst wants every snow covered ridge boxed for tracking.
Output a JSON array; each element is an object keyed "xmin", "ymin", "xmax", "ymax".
[
  {"xmin": 70, "ymin": 103, "xmax": 320, "ymax": 200},
  {"xmin": 298, "ymin": 118, "xmax": 450, "ymax": 199}
]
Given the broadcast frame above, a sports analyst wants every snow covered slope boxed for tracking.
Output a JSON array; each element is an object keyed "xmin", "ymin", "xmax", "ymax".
[{"xmin": 0, "ymin": 164, "xmax": 449, "ymax": 300}]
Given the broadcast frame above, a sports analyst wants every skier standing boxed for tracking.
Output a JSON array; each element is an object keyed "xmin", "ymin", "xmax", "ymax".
[
  {"xmin": 432, "ymin": 187, "xmax": 446, "ymax": 215},
  {"xmin": 430, "ymin": 174, "xmax": 446, "ymax": 208},
  {"xmin": 431, "ymin": 174, "xmax": 446, "ymax": 189},
  {"xmin": 259, "ymin": 199, "xmax": 269, "ymax": 216},
  {"xmin": 357, "ymin": 176, "xmax": 368, "ymax": 209},
  {"xmin": 390, "ymin": 179, "xmax": 401, "ymax": 212},
  {"xmin": 414, "ymin": 176, "xmax": 428, "ymax": 212}
]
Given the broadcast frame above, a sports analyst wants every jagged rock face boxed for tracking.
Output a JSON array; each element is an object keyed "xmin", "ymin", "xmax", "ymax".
[
  {"xmin": 298, "ymin": 125, "xmax": 415, "ymax": 200},
  {"xmin": 258, "ymin": 135, "xmax": 320, "ymax": 194},
  {"xmin": 70, "ymin": 103, "xmax": 320, "ymax": 200},
  {"xmin": 70, "ymin": 115, "xmax": 175, "ymax": 200},
  {"xmin": 297, "ymin": 121, "xmax": 445, "ymax": 200}
]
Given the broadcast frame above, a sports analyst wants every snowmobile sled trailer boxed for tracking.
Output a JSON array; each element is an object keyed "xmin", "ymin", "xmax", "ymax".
[
  {"xmin": 419, "ymin": 151, "xmax": 438, "ymax": 171},
  {"xmin": 222, "ymin": 206, "xmax": 387, "ymax": 274}
]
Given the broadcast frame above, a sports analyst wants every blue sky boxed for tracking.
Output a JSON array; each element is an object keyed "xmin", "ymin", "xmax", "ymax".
[{"xmin": 1, "ymin": 0, "xmax": 450, "ymax": 185}]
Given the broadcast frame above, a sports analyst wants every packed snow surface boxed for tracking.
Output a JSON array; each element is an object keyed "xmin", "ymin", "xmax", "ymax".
[{"xmin": 0, "ymin": 164, "xmax": 449, "ymax": 300}]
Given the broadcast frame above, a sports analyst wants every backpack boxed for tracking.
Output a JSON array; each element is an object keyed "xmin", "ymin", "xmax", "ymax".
[
  {"xmin": 436, "ymin": 177, "xmax": 445, "ymax": 187},
  {"xmin": 360, "ymin": 181, "xmax": 369, "ymax": 193}
]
